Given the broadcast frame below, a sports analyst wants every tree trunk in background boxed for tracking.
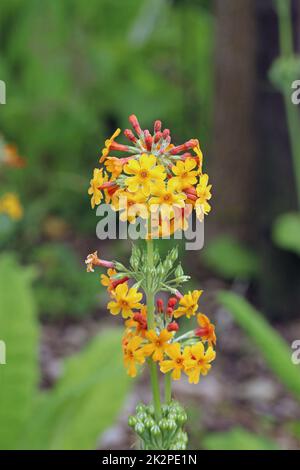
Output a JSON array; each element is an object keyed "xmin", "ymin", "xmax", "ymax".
[
  {"xmin": 209, "ymin": 0, "xmax": 256, "ymax": 241},
  {"xmin": 255, "ymin": 0, "xmax": 300, "ymax": 319}
]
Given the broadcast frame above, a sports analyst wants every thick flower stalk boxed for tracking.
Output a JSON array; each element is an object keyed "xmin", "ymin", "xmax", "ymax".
[{"xmin": 86, "ymin": 115, "xmax": 215, "ymax": 450}]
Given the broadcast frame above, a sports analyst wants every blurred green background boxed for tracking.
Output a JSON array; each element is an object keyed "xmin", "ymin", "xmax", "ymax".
[{"xmin": 0, "ymin": 0, "xmax": 300, "ymax": 450}]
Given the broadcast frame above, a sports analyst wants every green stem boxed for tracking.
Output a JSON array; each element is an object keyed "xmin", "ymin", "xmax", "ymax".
[
  {"xmin": 165, "ymin": 372, "xmax": 172, "ymax": 404},
  {"xmin": 146, "ymin": 238, "xmax": 161, "ymax": 421},
  {"xmin": 275, "ymin": 0, "xmax": 300, "ymax": 206}
]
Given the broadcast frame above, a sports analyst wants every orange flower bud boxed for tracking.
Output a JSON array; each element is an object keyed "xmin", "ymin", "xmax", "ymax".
[{"xmin": 167, "ymin": 321, "xmax": 179, "ymax": 332}]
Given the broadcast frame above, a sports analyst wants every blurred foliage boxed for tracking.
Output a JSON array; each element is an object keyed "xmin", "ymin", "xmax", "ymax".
[
  {"xmin": 23, "ymin": 329, "xmax": 131, "ymax": 450},
  {"xmin": 218, "ymin": 291, "xmax": 300, "ymax": 401},
  {"xmin": 202, "ymin": 235, "xmax": 259, "ymax": 280},
  {"xmin": 272, "ymin": 212, "xmax": 300, "ymax": 257},
  {"xmin": 32, "ymin": 243, "xmax": 101, "ymax": 318},
  {"xmin": 0, "ymin": 254, "xmax": 38, "ymax": 449},
  {"xmin": 203, "ymin": 427, "xmax": 278, "ymax": 450},
  {"xmin": 269, "ymin": 56, "xmax": 300, "ymax": 94},
  {"xmin": 0, "ymin": 254, "xmax": 130, "ymax": 449}
]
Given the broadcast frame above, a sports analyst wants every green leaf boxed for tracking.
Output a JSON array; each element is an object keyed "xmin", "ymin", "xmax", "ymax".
[
  {"xmin": 272, "ymin": 212, "xmax": 300, "ymax": 256},
  {"xmin": 203, "ymin": 427, "xmax": 278, "ymax": 450},
  {"xmin": 24, "ymin": 329, "xmax": 131, "ymax": 450},
  {"xmin": 269, "ymin": 56, "xmax": 300, "ymax": 94},
  {"xmin": 0, "ymin": 254, "xmax": 39, "ymax": 449},
  {"xmin": 218, "ymin": 291, "xmax": 300, "ymax": 401},
  {"xmin": 202, "ymin": 236, "xmax": 259, "ymax": 280}
]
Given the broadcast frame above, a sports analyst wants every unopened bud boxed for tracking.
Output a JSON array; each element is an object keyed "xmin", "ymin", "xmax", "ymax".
[
  {"xmin": 129, "ymin": 114, "xmax": 142, "ymax": 136},
  {"xmin": 167, "ymin": 321, "xmax": 179, "ymax": 332},
  {"xmin": 124, "ymin": 128, "xmax": 137, "ymax": 143},
  {"xmin": 154, "ymin": 120, "xmax": 162, "ymax": 132},
  {"xmin": 162, "ymin": 129, "xmax": 170, "ymax": 139},
  {"xmin": 168, "ymin": 297, "xmax": 178, "ymax": 308},
  {"xmin": 156, "ymin": 298, "xmax": 164, "ymax": 313},
  {"xmin": 166, "ymin": 307, "xmax": 174, "ymax": 317},
  {"xmin": 175, "ymin": 264, "xmax": 184, "ymax": 278},
  {"xmin": 154, "ymin": 131, "xmax": 162, "ymax": 143}
]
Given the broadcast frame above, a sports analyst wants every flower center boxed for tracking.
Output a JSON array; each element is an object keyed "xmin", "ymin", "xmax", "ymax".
[
  {"xmin": 140, "ymin": 170, "xmax": 148, "ymax": 179},
  {"xmin": 121, "ymin": 300, "xmax": 129, "ymax": 307},
  {"xmin": 163, "ymin": 194, "xmax": 171, "ymax": 202}
]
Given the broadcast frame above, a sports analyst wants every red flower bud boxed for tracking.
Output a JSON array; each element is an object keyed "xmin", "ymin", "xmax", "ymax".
[
  {"xmin": 111, "ymin": 276, "xmax": 130, "ymax": 289},
  {"xmin": 129, "ymin": 114, "xmax": 142, "ymax": 136},
  {"xmin": 162, "ymin": 129, "xmax": 170, "ymax": 139},
  {"xmin": 169, "ymin": 139, "xmax": 198, "ymax": 155},
  {"xmin": 154, "ymin": 131, "xmax": 162, "ymax": 143},
  {"xmin": 110, "ymin": 142, "xmax": 129, "ymax": 152},
  {"xmin": 124, "ymin": 129, "xmax": 137, "ymax": 143},
  {"xmin": 167, "ymin": 321, "xmax": 179, "ymax": 332},
  {"xmin": 156, "ymin": 298, "xmax": 164, "ymax": 313},
  {"xmin": 166, "ymin": 307, "xmax": 173, "ymax": 316},
  {"xmin": 154, "ymin": 120, "xmax": 162, "ymax": 132},
  {"xmin": 144, "ymin": 130, "xmax": 153, "ymax": 151},
  {"xmin": 168, "ymin": 297, "xmax": 178, "ymax": 308}
]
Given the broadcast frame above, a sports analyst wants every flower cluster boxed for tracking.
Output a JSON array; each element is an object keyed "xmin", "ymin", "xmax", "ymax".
[
  {"xmin": 88, "ymin": 115, "xmax": 212, "ymax": 235},
  {"xmin": 85, "ymin": 246, "xmax": 216, "ymax": 383},
  {"xmin": 86, "ymin": 115, "xmax": 215, "ymax": 450}
]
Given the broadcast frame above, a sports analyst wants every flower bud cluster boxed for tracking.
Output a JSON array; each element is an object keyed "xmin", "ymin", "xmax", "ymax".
[{"xmin": 128, "ymin": 401, "xmax": 188, "ymax": 450}]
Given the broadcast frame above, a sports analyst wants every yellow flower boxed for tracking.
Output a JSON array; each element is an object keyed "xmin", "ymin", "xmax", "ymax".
[
  {"xmin": 112, "ymin": 189, "xmax": 149, "ymax": 222},
  {"xmin": 124, "ymin": 154, "xmax": 166, "ymax": 196},
  {"xmin": 143, "ymin": 329, "xmax": 173, "ymax": 362},
  {"xmin": 195, "ymin": 174, "xmax": 212, "ymax": 221},
  {"xmin": 100, "ymin": 268, "xmax": 117, "ymax": 292},
  {"xmin": 170, "ymin": 159, "xmax": 198, "ymax": 191},
  {"xmin": 160, "ymin": 342, "xmax": 190, "ymax": 380},
  {"xmin": 149, "ymin": 180, "xmax": 186, "ymax": 219},
  {"xmin": 88, "ymin": 168, "xmax": 107, "ymax": 209},
  {"xmin": 0, "ymin": 192, "xmax": 23, "ymax": 220},
  {"xmin": 193, "ymin": 143, "xmax": 203, "ymax": 173},
  {"xmin": 173, "ymin": 290, "xmax": 203, "ymax": 319},
  {"xmin": 195, "ymin": 313, "xmax": 217, "ymax": 347},
  {"xmin": 184, "ymin": 342, "xmax": 216, "ymax": 384},
  {"xmin": 123, "ymin": 335, "xmax": 145, "ymax": 377},
  {"xmin": 100, "ymin": 128, "xmax": 121, "ymax": 162},
  {"xmin": 107, "ymin": 283, "xmax": 143, "ymax": 318},
  {"xmin": 104, "ymin": 157, "xmax": 123, "ymax": 178}
]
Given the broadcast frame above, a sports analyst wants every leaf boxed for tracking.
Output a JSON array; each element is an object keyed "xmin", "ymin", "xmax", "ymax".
[
  {"xmin": 272, "ymin": 212, "xmax": 300, "ymax": 256},
  {"xmin": 202, "ymin": 236, "xmax": 259, "ymax": 280},
  {"xmin": 203, "ymin": 427, "xmax": 278, "ymax": 450},
  {"xmin": 24, "ymin": 329, "xmax": 131, "ymax": 450},
  {"xmin": 218, "ymin": 291, "xmax": 300, "ymax": 401},
  {"xmin": 0, "ymin": 254, "xmax": 39, "ymax": 449}
]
